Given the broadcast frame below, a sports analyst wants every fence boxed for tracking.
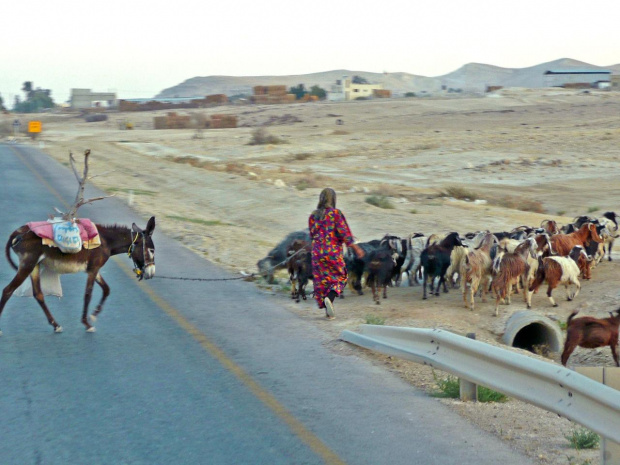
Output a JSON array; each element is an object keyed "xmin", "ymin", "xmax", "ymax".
[{"xmin": 340, "ymin": 325, "xmax": 620, "ymax": 445}]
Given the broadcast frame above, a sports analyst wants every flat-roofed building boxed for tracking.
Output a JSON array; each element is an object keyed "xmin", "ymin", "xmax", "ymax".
[
  {"xmin": 543, "ymin": 69, "xmax": 612, "ymax": 88},
  {"xmin": 70, "ymin": 89, "xmax": 117, "ymax": 109}
]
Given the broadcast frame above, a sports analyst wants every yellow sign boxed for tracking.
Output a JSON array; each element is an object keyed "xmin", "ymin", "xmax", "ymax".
[{"xmin": 28, "ymin": 121, "xmax": 42, "ymax": 133}]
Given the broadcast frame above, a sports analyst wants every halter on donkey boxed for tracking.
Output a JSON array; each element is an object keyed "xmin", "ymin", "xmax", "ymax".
[{"xmin": 0, "ymin": 150, "xmax": 156, "ymax": 334}]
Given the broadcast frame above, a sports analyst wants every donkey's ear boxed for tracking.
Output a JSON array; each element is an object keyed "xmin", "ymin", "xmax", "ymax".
[
  {"xmin": 132, "ymin": 223, "xmax": 142, "ymax": 234},
  {"xmin": 145, "ymin": 216, "xmax": 156, "ymax": 236}
]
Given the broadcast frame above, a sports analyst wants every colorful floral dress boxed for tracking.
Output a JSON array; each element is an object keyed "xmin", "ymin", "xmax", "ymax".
[{"xmin": 309, "ymin": 207, "xmax": 355, "ymax": 308}]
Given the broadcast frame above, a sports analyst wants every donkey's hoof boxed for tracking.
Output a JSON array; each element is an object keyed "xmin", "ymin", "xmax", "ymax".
[
  {"xmin": 54, "ymin": 326, "xmax": 63, "ymax": 333},
  {"xmin": 86, "ymin": 327, "xmax": 96, "ymax": 333},
  {"xmin": 89, "ymin": 314, "xmax": 98, "ymax": 323}
]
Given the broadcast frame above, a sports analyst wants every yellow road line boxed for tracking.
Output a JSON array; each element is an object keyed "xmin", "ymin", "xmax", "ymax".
[{"xmin": 12, "ymin": 145, "xmax": 347, "ymax": 465}]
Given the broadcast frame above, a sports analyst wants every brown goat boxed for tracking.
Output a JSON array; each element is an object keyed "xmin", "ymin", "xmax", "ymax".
[
  {"xmin": 491, "ymin": 238, "xmax": 537, "ymax": 316},
  {"xmin": 561, "ymin": 309, "xmax": 620, "ymax": 366},
  {"xmin": 527, "ymin": 246, "xmax": 588, "ymax": 308},
  {"xmin": 462, "ymin": 232, "xmax": 496, "ymax": 311},
  {"xmin": 550, "ymin": 222, "xmax": 603, "ymax": 256}
]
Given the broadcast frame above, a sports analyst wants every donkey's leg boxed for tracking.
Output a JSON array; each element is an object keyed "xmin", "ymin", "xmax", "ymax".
[
  {"xmin": 90, "ymin": 273, "xmax": 110, "ymax": 322},
  {"xmin": 0, "ymin": 259, "xmax": 39, "ymax": 336},
  {"xmin": 30, "ymin": 265, "xmax": 63, "ymax": 333},
  {"xmin": 81, "ymin": 272, "xmax": 98, "ymax": 332}
]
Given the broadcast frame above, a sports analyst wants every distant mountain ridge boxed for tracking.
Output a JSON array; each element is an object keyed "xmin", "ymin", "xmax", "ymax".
[{"xmin": 155, "ymin": 58, "xmax": 620, "ymax": 98}]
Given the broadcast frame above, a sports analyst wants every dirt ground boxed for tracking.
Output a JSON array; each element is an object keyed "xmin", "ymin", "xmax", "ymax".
[{"xmin": 9, "ymin": 87, "xmax": 620, "ymax": 464}]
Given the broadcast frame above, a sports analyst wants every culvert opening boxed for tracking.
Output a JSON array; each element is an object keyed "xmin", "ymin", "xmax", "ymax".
[
  {"xmin": 502, "ymin": 311, "xmax": 563, "ymax": 355},
  {"xmin": 512, "ymin": 323, "xmax": 557, "ymax": 353}
]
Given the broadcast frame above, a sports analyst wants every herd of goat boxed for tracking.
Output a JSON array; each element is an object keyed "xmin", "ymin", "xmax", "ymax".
[{"xmin": 256, "ymin": 211, "xmax": 620, "ymax": 366}]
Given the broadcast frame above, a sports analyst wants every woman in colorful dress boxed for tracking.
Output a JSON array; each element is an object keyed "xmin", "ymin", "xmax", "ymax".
[{"xmin": 309, "ymin": 188, "xmax": 364, "ymax": 319}]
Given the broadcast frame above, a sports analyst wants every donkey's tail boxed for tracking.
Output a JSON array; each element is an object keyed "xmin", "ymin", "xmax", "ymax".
[{"xmin": 5, "ymin": 232, "xmax": 19, "ymax": 270}]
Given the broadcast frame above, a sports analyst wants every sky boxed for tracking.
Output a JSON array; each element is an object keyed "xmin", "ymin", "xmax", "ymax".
[{"xmin": 2, "ymin": 0, "xmax": 619, "ymax": 104}]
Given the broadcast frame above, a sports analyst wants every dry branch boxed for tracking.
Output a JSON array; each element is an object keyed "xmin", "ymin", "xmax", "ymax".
[{"xmin": 53, "ymin": 149, "xmax": 112, "ymax": 220}]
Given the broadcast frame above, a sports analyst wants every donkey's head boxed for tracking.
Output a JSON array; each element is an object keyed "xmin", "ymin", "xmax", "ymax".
[{"xmin": 130, "ymin": 216, "xmax": 156, "ymax": 280}]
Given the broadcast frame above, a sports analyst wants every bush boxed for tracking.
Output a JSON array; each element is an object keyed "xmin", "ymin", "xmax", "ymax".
[
  {"xmin": 365, "ymin": 314, "xmax": 385, "ymax": 325},
  {"xmin": 430, "ymin": 372, "xmax": 508, "ymax": 402},
  {"xmin": 564, "ymin": 427, "xmax": 599, "ymax": 450},
  {"xmin": 441, "ymin": 186, "xmax": 478, "ymax": 200},
  {"xmin": 365, "ymin": 195, "xmax": 394, "ymax": 209},
  {"xmin": 248, "ymin": 128, "xmax": 286, "ymax": 145}
]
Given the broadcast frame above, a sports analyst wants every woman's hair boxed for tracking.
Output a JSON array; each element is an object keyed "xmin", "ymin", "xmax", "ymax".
[{"xmin": 312, "ymin": 188, "xmax": 337, "ymax": 221}]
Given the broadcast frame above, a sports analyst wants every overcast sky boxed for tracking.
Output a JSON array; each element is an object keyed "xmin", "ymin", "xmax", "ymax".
[{"xmin": 2, "ymin": 0, "xmax": 619, "ymax": 104}]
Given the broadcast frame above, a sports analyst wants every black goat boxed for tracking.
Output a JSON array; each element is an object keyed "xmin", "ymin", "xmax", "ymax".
[
  {"xmin": 420, "ymin": 232, "xmax": 465, "ymax": 299},
  {"xmin": 365, "ymin": 249, "xmax": 396, "ymax": 304},
  {"xmin": 345, "ymin": 239, "xmax": 382, "ymax": 295}
]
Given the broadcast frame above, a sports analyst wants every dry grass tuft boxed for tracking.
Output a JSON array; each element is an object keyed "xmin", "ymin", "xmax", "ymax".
[
  {"xmin": 248, "ymin": 128, "xmax": 286, "ymax": 145},
  {"xmin": 441, "ymin": 185, "xmax": 478, "ymax": 200}
]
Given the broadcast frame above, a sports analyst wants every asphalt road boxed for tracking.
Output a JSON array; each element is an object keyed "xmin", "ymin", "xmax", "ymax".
[{"xmin": 0, "ymin": 143, "xmax": 534, "ymax": 465}]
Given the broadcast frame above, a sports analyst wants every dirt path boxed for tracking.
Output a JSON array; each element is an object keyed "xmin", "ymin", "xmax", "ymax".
[{"xmin": 10, "ymin": 88, "xmax": 620, "ymax": 464}]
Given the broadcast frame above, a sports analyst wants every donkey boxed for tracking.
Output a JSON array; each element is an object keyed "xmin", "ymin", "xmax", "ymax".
[{"xmin": 0, "ymin": 217, "xmax": 156, "ymax": 334}]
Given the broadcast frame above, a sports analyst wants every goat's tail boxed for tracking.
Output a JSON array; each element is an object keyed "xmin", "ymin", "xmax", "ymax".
[
  {"xmin": 567, "ymin": 310, "xmax": 579, "ymax": 326},
  {"xmin": 5, "ymin": 232, "xmax": 19, "ymax": 270}
]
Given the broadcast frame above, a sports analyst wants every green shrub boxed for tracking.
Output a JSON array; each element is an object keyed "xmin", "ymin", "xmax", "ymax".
[
  {"xmin": 430, "ymin": 372, "xmax": 460, "ymax": 398},
  {"xmin": 365, "ymin": 314, "xmax": 385, "ymax": 325},
  {"xmin": 564, "ymin": 427, "xmax": 599, "ymax": 450},
  {"xmin": 430, "ymin": 372, "xmax": 508, "ymax": 402}
]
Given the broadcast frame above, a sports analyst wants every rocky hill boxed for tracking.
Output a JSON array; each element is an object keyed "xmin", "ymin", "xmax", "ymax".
[{"xmin": 155, "ymin": 58, "xmax": 620, "ymax": 98}]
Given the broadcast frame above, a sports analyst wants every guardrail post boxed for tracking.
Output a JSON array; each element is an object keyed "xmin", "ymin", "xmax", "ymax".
[
  {"xmin": 576, "ymin": 367, "xmax": 620, "ymax": 465},
  {"xmin": 459, "ymin": 333, "xmax": 478, "ymax": 402}
]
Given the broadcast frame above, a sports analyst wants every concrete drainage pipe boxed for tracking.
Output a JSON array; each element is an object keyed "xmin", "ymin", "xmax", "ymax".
[{"xmin": 502, "ymin": 311, "xmax": 564, "ymax": 354}]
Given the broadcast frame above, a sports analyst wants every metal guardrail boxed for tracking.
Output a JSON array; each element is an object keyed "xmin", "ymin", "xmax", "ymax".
[{"xmin": 341, "ymin": 325, "xmax": 620, "ymax": 443}]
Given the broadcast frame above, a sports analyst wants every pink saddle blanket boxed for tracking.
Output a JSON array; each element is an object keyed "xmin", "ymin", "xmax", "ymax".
[{"xmin": 27, "ymin": 219, "xmax": 99, "ymax": 241}]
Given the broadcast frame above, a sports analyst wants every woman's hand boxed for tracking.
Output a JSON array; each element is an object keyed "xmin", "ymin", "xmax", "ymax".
[{"xmin": 350, "ymin": 243, "xmax": 365, "ymax": 259}]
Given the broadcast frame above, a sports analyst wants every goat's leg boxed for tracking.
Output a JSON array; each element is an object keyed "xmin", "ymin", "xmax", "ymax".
[
  {"xmin": 608, "ymin": 239, "xmax": 614, "ymax": 262},
  {"xmin": 561, "ymin": 341, "xmax": 577, "ymax": 366},
  {"xmin": 468, "ymin": 279, "xmax": 478, "ymax": 311},
  {"xmin": 506, "ymin": 282, "xmax": 513, "ymax": 305},
  {"xmin": 569, "ymin": 279, "xmax": 581, "ymax": 301},
  {"xmin": 81, "ymin": 272, "xmax": 98, "ymax": 332},
  {"xmin": 494, "ymin": 286, "xmax": 501, "ymax": 317},
  {"xmin": 382, "ymin": 284, "xmax": 388, "ymax": 299},
  {"xmin": 290, "ymin": 275, "xmax": 298, "ymax": 300},
  {"xmin": 547, "ymin": 284, "xmax": 558, "ymax": 307},
  {"xmin": 526, "ymin": 289, "xmax": 534, "ymax": 309},
  {"xmin": 90, "ymin": 273, "xmax": 111, "ymax": 321},
  {"xmin": 611, "ymin": 342, "xmax": 619, "ymax": 367},
  {"xmin": 462, "ymin": 282, "xmax": 469, "ymax": 309},
  {"xmin": 481, "ymin": 277, "xmax": 488, "ymax": 303},
  {"xmin": 422, "ymin": 273, "xmax": 428, "ymax": 300},
  {"xmin": 371, "ymin": 280, "xmax": 380, "ymax": 304},
  {"xmin": 441, "ymin": 275, "xmax": 449, "ymax": 293},
  {"xmin": 30, "ymin": 265, "xmax": 63, "ymax": 333}
]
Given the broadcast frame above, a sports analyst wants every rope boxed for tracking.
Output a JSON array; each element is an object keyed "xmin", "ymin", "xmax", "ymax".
[
  {"xmin": 154, "ymin": 274, "xmax": 256, "ymax": 282},
  {"xmin": 153, "ymin": 248, "xmax": 307, "ymax": 283}
]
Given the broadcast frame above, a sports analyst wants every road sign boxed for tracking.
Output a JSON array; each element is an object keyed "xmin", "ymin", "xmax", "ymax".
[{"xmin": 28, "ymin": 121, "xmax": 42, "ymax": 133}]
